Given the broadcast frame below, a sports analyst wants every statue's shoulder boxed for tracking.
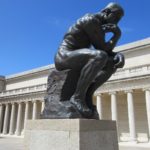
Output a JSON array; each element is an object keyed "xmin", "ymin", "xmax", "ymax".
[
  {"xmin": 77, "ymin": 13, "xmax": 100, "ymax": 25},
  {"xmin": 80, "ymin": 13, "xmax": 95, "ymax": 22}
]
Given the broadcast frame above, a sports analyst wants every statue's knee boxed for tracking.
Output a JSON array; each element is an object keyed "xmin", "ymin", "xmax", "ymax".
[
  {"xmin": 100, "ymin": 51, "xmax": 108, "ymax": 62},
  {"xmin": 94, "ymin": 51, "xmax": 108, "ymax": 64}
]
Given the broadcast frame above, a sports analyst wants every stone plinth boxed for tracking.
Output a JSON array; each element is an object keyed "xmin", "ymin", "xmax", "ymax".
[
  {"xmin": 41, "ymin": 69, "xmax": 99, "ymax": 119},
  {"xmin": 24, "ymin": 119, "xmax": 118, "ymax": 150}
]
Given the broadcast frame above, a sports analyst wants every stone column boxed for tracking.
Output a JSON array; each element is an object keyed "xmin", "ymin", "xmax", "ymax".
[
  {"xmin": 9, "ymin": 103, "xmax": 16, "ymax": 135},
  {"xmin": 15, "ymin": 102, "xmax": 23, "ymax": 136},
  {"xmin": 3, "ymin": 103, "xmax": 10, "ymax": 134},
  {"xmin": 22, "ymin": 101, "xmax": 30, "ymax": 134},
  {"xmin": 0, "ymin": 104, "xmax": 4, "ymax": 133},
  {"xmin": 126, "ymin": 90, "xmax": 136, "ymax": 142},
  {"xmin": 145, "ymin": 89, "xmax": 150, "ymax": 141},
  {"xmin": 110, "ymin": 92, "xmax": 118, "ymax": 121},
  {"xmin": 41, "ymin": 101, "xmax": 45, "ymax": 113},
  {"xmin": 96, "ymin": 94, "xmax": 103, "ymax": 119},
  {"xmin": 32, "ymin": 101, "xmax": 37, "ymax": 120}
]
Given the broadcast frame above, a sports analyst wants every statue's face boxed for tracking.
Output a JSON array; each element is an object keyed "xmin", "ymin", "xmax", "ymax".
[{"xmin": 104, "ymin": 9, "xmax": 123, "ymax": 24}]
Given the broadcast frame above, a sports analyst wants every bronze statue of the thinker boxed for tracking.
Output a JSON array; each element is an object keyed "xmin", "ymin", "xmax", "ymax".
[{"xmin": 41, "ymin": 2, "xmax": 125, "ymax": 119}]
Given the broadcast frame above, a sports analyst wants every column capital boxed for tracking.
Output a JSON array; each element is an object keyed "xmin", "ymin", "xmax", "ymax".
[
  {"xmin": 96, "ymin": 93, "xmax": 102, "ymax": 96},
  {"xmin": 25, "ymin": 101, "xmax": 29, "ymax": 104},
  {"xmin": 143, "ymin": 88, "xmax": 150, "ymax": 92},
  {"xmin": 125, "ymin": 89, "xmax": 133, "ymax": 93},
  {"xmin": 17, "ymin": 102, "xmax": 22, "ymax": 104},
  {"xmin": 5, "ymin": 103, "xmax": 9, "ymax": 106},
  {"xmin": 11, "ymin": 102, "xmax": 15, "ymax": 105},
  {"xmin": 109, "ymin": 91, "xmax": 117, "ymax": 95},
  {"xmin": 32, "ymin": 100, "xmax": 37, "ymax": 103}
]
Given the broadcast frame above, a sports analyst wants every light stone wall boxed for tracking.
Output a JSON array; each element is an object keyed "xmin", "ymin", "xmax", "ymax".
[
  {"xmin": 6, "ymin": 72, "xmax": 48, "ymax": 90},
  {"xmin": 0, "ymin": 76, "xmax": 5, "ymax": 92},
  {"xmin": 123, "ymin": 47, "xmax": 150, "ymax": 69},
  {"xmin": 114, "ymin": 37, "xmax": 150, "ymax": 69}
]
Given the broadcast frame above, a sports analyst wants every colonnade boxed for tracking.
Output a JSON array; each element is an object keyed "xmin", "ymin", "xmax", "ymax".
[
  {"xmin": 0, "ymin": 100, "xmax": 44, "ymax": 136},
  {"xmin": 0, "ymin": 89, "xmax": 150, "ymax": 143},
  {"xmin": 96, "ymin": 89, "xmax": 150, "ymax": 142}
]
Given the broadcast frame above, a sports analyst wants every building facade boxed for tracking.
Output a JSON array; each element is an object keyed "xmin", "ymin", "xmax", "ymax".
[{"xmin": 0, "ymin": 38, "xmax": 150, "ymax": 148}]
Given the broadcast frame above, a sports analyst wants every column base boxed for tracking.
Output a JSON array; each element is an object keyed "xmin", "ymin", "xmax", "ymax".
[
  {"xmin": 21, "ymin": 130, "xmax": 24, "ymax": 135},
  {"xmin": 9, "ymin": 132, "xmax": 14, "ymax": 135},
  {"xmin": 15, "ymin": 131, "xmax": 21, "ymax": 136},
  {"xmin": 24, "ymin": 119, "xmax": 119, "ymax": 150},
  {"xmin": 2, "ymin": 131, "xmax": 7, "ymax": 135},
  {"xmin": 128, "ymin": 138, "xmax": 137, "ymax": 144}
]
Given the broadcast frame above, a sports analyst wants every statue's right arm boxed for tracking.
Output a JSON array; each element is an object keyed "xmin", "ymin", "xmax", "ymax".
[{"xmin": 82, "ymin": 15, "xmax": 121, "ymax": 54}]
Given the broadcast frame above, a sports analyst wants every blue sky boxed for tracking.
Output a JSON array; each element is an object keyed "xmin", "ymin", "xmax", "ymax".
[{"xmin": 0, "ymin": 0, "xmax": 150, "ymax": 75}]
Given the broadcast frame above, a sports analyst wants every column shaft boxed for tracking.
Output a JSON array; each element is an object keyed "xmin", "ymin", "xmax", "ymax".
[
  {"xmin": 127, "ymin": 91, "xmax": 136, "ymax": 142},
  {"xmin": 41, "ymin": 101, "xmax": 45, "ymax": 113},
  {"xmin": 9, "ymin": 103, "xmax": 16, "ymax": 135},
  {"xmin": 0, "ymin": 104, "xmax": 4, "ymax": 133},
  {"xmin": 145, "ymin": 90, "xmax": 150, "ymax": 140},
  {"xmin": 15, "ymin": 102, "xmax": 23, "ymax": 136},
  {"xmin": 111, "ymin": 93, "xmax": 118, "ymax": 121},
  {"xmin": 3, "ymin": 103, "xmax": 10, "ymax": 134},
  {"xmin": 32, "ymin": 101, "xmax": 37, "ymax": 120},
  {"xmin": 23, "ymin": 101, "xmax": 29, "ymax": 130},
  {"xmin": 96, "ymin": 95, "xmax": 103, "ymax": 119}
]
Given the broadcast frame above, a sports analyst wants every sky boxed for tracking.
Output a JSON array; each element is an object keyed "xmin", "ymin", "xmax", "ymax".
[{"xmin": 0, "ymin": 0, "xmax": 150, "ymax": 76}]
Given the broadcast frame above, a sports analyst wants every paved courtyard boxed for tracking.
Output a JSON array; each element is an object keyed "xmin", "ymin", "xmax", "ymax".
[
  {"xmin": 0, "ymin": 136, "xmax": 23, "ymax": 150},
  {"xmin": 0, "ymin": 136, "xmax": 150, "ymax": 150}
]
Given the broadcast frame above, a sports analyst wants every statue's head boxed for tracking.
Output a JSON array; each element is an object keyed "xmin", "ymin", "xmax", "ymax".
[{"xmin": 102, "ymin": 2, "xmax": 124, "ymax": 24}]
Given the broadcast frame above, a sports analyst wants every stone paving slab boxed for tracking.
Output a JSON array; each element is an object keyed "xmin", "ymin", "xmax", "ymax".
[
  {"xmin": 0, "ymin": 137, "xmax": 23, "ymax": 150},
  {"xmin": 0, "ymin": 137, "xmax": 150, "ymax": 150},
  {"xmin": 119, "ymin": 143, "xmax": 150, "ymax": 150}
]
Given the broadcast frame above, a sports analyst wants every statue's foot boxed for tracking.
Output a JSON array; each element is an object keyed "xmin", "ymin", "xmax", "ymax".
[
  {"xmin": 70, "ymin": 96, "xmax": 92, "ymax": 118},
  {"xmin": 91, "ymin": 107, "xmax": 99, "ymax": 119}
]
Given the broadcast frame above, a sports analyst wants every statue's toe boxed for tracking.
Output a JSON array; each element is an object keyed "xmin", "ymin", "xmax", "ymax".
[{"xmin": 70, "ymin": 97, "xmax": 92, "ymax": 118}]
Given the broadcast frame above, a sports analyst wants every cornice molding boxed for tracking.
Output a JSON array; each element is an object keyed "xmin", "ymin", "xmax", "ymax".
[
  {"xmin": 109, "ymin": 91, "xmax": 117, "ymax": 95},
  {"xmin": 96, "ymin": 76, "xmax": 150, "ymax": 94},
  {"xmin": 5, "ymin": 64, "xmax": 54, "ymax": 81},
  {"xmin": 114, "ymin": 37, "xmax": 150, "ymax": 53},
  {"xmin": 0, "ymin": 91, "xmax": 45, "ymax": 103},
  {"xmin": 0, "ymin": 84, "xmax": 47, "ymax": 98},
  {"xmin": 124, "ymin": 89, "xmax": 133, "ymax": 93}
]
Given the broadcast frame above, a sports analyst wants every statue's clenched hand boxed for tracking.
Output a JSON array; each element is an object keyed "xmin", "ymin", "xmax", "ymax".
[
  {"xmin": 113, "ymin": 52, "xmax": 125, "ymax": 68},
  {"xmin": 102, "ymin": 24, "xmax": 121, "ymax": 37}
]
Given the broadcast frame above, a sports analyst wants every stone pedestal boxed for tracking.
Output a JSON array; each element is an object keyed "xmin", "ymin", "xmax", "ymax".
[{"xmin": 24, "ymin": 119, "xmax": 119, "ymax": 150}]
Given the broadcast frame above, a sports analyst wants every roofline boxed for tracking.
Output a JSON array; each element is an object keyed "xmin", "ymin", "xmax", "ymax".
[
  {"xmin": 114, "ymin": 37, "xmax": 150, "ymax": 52},
  {"xmin": 6, "ymin": 64, "xmax": 55, "ymax": 80},
  {"xmin": 5, "ymin": 37, "xmax": 150, "ymax": 80},
  {"xmin": 0, "ymin": 76, "xmax": 5, "ymax": 80}
]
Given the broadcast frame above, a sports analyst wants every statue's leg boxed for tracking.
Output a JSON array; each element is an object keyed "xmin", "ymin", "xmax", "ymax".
[
  {"xmin": 55, "ymin": 48, "xmax": 109, "ymax": 117},
  {"xmin": 86, "ymin": 56, "xmax": 117, "ymax": 110},
  {"xmin": 70, "ymin": 51, "xmax": 109, "ymax": 117}
]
